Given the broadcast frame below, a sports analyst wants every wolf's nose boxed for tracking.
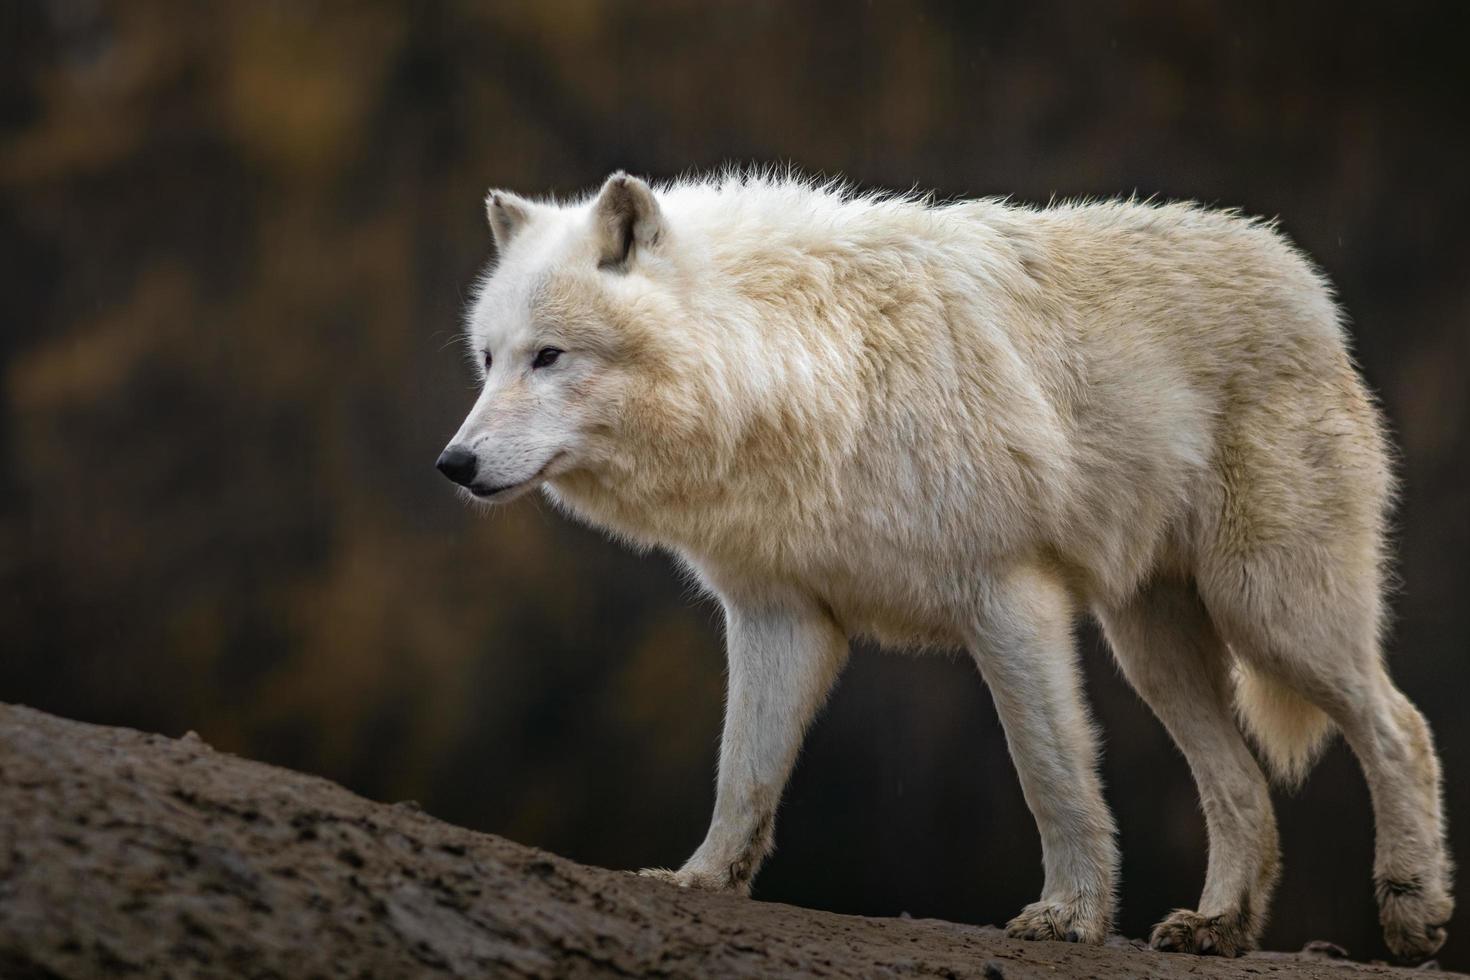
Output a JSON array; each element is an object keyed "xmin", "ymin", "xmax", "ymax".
[{"xmin": 436, "ymin": 445, "xmax": 479, "ymax": 487}]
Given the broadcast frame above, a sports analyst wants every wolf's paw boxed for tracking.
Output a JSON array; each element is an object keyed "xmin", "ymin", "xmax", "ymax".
[
  {"xmin": 1378, "ymin": 876, "xmax": 1452, "ymax": 962},
  {"xmin": 636, "ymin": 865, "xmax": 746, "ymax": 894},
  {"xmin": 1004, "ymin": 899, "xmax": 1107, "ymax": 945},
  {"xmin": 1149, "ymin": 908, "xmax": 1254, "ymax": 957}
]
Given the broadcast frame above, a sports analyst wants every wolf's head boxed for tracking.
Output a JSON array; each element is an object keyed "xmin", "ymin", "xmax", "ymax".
[{"xmin": 438, "ymin": 172, "xmax": 689, "ymax": 505}]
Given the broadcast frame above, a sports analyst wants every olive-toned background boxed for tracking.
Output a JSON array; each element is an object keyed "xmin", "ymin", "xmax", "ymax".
[{"xmin": 3, "ymin": 0, "xmax": 1467, "ymax": 966}]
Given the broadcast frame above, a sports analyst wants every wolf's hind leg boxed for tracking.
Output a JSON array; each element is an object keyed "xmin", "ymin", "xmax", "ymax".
[
  {"xmin": 969, "ymin": 566, "xmax": 1118, "ymax": 945},
  {"xmin": 1292, "ymin": 664, "xmax": 1451, "ymax": 961},
  {"xmin": 1354, "ymin": 679, "xmax": 1455, "ymax": 961},
  {"xmin": 1097, "ymin": 577, "xmax": 1278, "ymax": 956},
  {"xmin": 1200, "ymin": 553, "xmax": 1453, "ymax": 962}
]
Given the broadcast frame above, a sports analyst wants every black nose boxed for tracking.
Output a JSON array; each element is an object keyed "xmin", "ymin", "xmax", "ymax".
[{"xmin": 436, "ymin": 445, "xmax": 479, "ymax": 487}]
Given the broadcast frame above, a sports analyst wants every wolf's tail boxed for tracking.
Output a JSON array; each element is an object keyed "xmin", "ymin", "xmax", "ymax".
[{"xmin": 1231, "ymin": 662, "xmax": 1336, "ymax": 788}]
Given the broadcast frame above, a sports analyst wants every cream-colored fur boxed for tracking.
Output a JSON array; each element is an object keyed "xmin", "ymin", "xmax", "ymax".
[{"xmin": 443, "ymin": 170, "xmax": 1452, "ymax": 960}]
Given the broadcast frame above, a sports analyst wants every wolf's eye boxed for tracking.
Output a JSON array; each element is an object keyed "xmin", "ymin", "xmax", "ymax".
[
  {"xmin": 483, "ymin": 350, "xmax": 493, "ymax": 370},
  {"xmin": 532, "ymin": 347, "xmax": 563, "ymax": 369}
]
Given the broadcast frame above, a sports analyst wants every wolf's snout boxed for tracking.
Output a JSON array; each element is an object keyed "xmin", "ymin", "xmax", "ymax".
[{"xmin": 436, "ymin": 445, "xmax": 478, "ymax": 487}]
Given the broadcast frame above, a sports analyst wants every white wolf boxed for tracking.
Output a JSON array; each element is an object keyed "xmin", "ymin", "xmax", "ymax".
[{"xmin": 438, "ymin": 170, "xmax": 1452, "ymax": 960}]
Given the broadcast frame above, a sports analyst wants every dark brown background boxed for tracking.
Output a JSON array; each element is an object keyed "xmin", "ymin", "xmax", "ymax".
[{"xmin": 2, "ymin": 0, "xmax": 1467, "ymax": 967}]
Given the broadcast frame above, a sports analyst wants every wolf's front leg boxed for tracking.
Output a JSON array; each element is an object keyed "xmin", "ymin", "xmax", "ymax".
[
  {"xmin": 641, "ymin": 593, "xmax": 849, "ymax": 894},
  {"xmin": 969, "ymin": 565, "xmax": 1118, "ymax": 944}
]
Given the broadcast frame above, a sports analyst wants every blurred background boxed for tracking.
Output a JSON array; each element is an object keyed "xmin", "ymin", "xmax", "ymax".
[{"xmin": 2, "ymin": 0, "xmax": 1467, "ymax": 966}]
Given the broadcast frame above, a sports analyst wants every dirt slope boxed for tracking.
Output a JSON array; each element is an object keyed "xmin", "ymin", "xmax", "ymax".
[{"xmin": 0, "ymin": 704, "xmax": 1453, "ymax": 979}]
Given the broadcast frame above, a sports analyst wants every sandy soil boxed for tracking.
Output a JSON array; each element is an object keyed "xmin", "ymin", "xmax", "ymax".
[{"xmin": 0, "ymin": 703, "xmax": 1454, "ymax": 979}]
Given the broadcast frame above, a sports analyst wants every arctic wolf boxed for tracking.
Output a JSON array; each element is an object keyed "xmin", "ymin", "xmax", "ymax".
[{"xmin": 438, "ymin": 171, "xmax": 1452, "ymax": 960}]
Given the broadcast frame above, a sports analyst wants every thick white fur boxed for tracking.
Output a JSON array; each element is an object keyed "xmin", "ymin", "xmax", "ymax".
[{"xmin": 449, "ymin": 170, "xmax": 1452, "ymax": 959}]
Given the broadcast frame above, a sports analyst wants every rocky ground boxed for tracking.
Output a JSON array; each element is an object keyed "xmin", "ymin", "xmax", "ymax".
[{"xmin": 0, "ymin": 703, "xmax": 1455, "ymax": 979}]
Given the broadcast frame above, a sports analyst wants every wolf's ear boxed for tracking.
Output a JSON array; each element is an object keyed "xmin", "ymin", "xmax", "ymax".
[
  {"xmin": 591, "ymin": 171, "xmax": 663, "ymax": 269},
  {"xmin": 485, "ymin": 190, "xmax": 535, "ymax": 252}
]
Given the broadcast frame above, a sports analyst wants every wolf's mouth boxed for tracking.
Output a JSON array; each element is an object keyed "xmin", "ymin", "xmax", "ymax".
[
  {"xmin": 468, "ymin": 482, "xmax": 521, "ymax": 499},
  {"xmin": 467, "ymin": 454, "xmax": 563, "ymax": 500}
]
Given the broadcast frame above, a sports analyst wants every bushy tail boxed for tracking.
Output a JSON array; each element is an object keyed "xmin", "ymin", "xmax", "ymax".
[{"xmin": 1232, "ymin": 662, "xmax": 1336, "ymax": 788}]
